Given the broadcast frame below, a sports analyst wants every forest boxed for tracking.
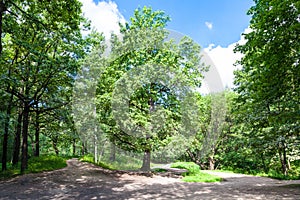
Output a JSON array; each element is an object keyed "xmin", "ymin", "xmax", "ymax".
[{"xmin": 0, "ymin": 0, "xmax": 299, "ymax": 182}]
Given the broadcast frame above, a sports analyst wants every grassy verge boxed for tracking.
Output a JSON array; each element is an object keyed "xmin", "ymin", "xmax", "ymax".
[
  {"xmin": 80, "ymin": 154, "xmax": 144, "ymax": 171},
  {"xmin": 80, "ymin": 155, "xmax": 116, "ymax": 170},
  {"xmin": 221, "ymin": 164, "xmax": 300, "ymax": 180},
  {"xmin": 171, "ymin": 162, "xmax": 222, "ymax": 182},
  {"xmin": 0, "ymin": 155, "xmax": 67, "ymax": 181}
]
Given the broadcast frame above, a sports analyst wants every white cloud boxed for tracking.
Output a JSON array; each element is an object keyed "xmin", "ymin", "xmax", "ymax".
[
  {"xmin": 80, "ymin": 0, "xmax": 126, "ymax": 39},
  {"xmin": 205, "ymin": 22, "xmax": 213, "ymax": 30},
  {"xmin": 202, "ymin": 28, "xmax": 251, "ymax": 90}
]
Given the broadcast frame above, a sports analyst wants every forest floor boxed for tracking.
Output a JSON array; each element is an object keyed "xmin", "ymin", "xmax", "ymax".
[{"xmin": 0, "ymin": 158, "xmax": 299, "ymax": 200}]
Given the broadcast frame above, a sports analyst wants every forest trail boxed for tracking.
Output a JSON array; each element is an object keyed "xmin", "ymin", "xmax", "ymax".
[{"xmin": 0, "ymin": 158, "xmax": 299, "ymax": 200}]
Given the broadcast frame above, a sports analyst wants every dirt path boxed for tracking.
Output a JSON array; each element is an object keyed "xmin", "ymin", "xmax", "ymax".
[{"xmin": 0, "ymin": 159, "xmax": 299, "ymax": 200}]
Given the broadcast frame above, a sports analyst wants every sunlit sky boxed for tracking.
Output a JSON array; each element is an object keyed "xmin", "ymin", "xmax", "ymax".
[
  {"xmin": 95, "ymin": 0, "xmax": 253, "ymax": 47},
  {"xmin": 80, "ymin": 0, "xmax": 254, "ymax": 89}
]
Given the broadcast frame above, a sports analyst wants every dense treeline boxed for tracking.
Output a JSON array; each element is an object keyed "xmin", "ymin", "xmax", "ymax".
[{"xmin": 0, "ymin": 0, "xmax": 299, "ymax": 179}]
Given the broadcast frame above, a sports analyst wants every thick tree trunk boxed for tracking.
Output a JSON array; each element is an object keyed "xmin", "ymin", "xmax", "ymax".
[
  {"xmin": 34, "ymin": 111, "xmax": 40, "ymax": 157},
  {"xmin": 12, "ymin": 109, "xmax": 22, "ymax": 166},
  {"xmin": 140, "ymin": 149, "xmax": 151, "ymax": 171},
  {"xmin": 21, "ymin": 104, "xmax": 30, "ymax": 174}
]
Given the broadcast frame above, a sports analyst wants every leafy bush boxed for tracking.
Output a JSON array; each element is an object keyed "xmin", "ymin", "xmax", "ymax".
[
  {"xmin": 171, "ymin": 161, "xmax": 222, "ymax": 182},
  {"xmin": 171, "ymin": 162, "xmax": 200, "ymax": 175}
]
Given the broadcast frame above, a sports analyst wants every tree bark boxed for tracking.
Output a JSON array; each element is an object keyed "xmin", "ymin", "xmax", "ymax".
[
  {"xmin": 21, "ymin": 103, "xmax": 30, "ymax": 174},
  {"xmin": 282, "ymin": 141, "xmax": 288, "ymax": 176},
  {"xmin": 52, "ymin": 137, "xmax": 59, "ymax": 156},
  {"xmin": 0, "ymin": 0, "xmax": 6, "ymax": 55},
  {"xmin": 72, "ymin": 138, "xmax": 76, "ymax": 156},
  {"xmin": 140, "ymin": 149, "xmax": 151, "ymax": 171},
  {"xmin": 278, "ymin": 141, "xmax": 288, "ymax": 176},
  {"xmin": 140, "ymin": 90, "xmax": 154, "ymax": 172},
  {"xmin": 94, "ymin": 134, "xmax": 98, "ymax": 163},
  {"xmin": 208, "ymin": 156, "xmax": 215, "ymax": 170},
  {"xmin": 34, "ymin": 110, "xmax": 40, "ymax": 157},
  {"xmin": 109, "ymin": 143, "xmax": 116, "ymax": 162},
  {"xmin": 81, "ymin": 142, "xmax": 85, "ymax": 156},
  {"xmin": 12, "ymin": 108, "xmax": 22, "ymax": 166},
  {"xmin": 2, "ymin": 93, "xmax": 13, "ymax": 171}
]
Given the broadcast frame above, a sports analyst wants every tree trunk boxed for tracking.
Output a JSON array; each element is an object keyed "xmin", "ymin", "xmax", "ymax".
[
  {"xmin": 0, "ymin": 0, "xmax": 6, "ymax": 55},
  {"xmin": 72, "ymin": 138, "xmax": 76, "ymax": 156},
  {"xmin": 208, "ymin": 156, "xmax": 215, "ymax": 170},
  {"xmin": 140, "ymin": 91, "xmax": 154, "ymax": 172},
  {"xmin": 109, "ymin": 143, "xmax": 116, "ymax": 162},
  {"xmin": 21, "ymin": 103, "xmax": 30, "ymax": 174},
  {"xmin": 281, "ymin": 141, "xmax": 288, "ymax": 176},
  {"xmin": 278, "ymin": 141, "xmax": 288, "ymax": 176},
  {"xmin": 140, "ymin": 149, "xmax": 151, "ymax": 171},
  {"xmin": 260, "ymin": 153, "xmax": 268, "ymax": 173},
  {"xmin": 94, "ymin": 134, "xmax": 98, "ymax": 163},
  {"xmin": 81, "ymin": 142, "xmax": 85, "ymax": 156},
  {"xmin": 12, "ymin": 109, "xmax": 22, "ymax": 166},
  {"xmin": 34, "ymin": 111, "xmax": 40, "ymax": 157},
  {"xmin": 2, "ymin": 93, "xmax": 13, "ymax": 171},
  {"xmin": 52, "ymin": 137, "xmax": 59, "ymax": 156}
]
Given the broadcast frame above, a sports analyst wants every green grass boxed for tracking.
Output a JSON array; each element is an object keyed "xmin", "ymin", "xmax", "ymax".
[
  {"xmin": 182, "ymin": 172, "xmax": 222, "ymax": 182},
  {"xmin": 171, "ymin": 162, "xmax": 222, "ymax": 182},
  {"xmin": 0, "ymin": 155, "xmax": 67, "ymax": 180},
  {"xmin": 27, "ymin": 155, "xmax": 67, "ymax": 173},
  {"xmin": 80, "ymin": 155, "xmax": 116, "ymax": 170},
  {"xmin": 80, "ymin": 154, "xmax": 144, "ymax": 171},
  {"xmin": 255, "ymin": 169, "xmax": 300, "ymax": 180},
  {"xmin": 171, "ymin": 162, "xmax": 201, "ymax": 175}
]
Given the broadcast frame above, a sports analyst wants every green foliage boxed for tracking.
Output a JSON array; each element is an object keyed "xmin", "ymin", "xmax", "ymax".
[
  {"xmin": 80, "ymin": 153, "xmax": 144, "ymax": 170},
  {"xmin": 27, "ymin": 155, "xmax": 67, "ymax": 173},
  {"xmin": 0, "ymin": 155, "xmax": 67, "ymax": 180},
  {"xmin": 234, "ymin": 0, "xmax": 300, "ymax": 175},
  {"xmin": 171, "ymin": 162, "xmax": 200, "ymax": 175},
  {"xmin": 171, "ymin": 161, "xmax": 221, "ymax": 182},
  {"xmin": 0, "ymin": 163, "xmax": 19, "ymax": 180},
  {"xmin": 80, "ymin": 154, "xmax": 116, "ymax": 170},
  {"xmin": 96, "ymin": 6, "xmax": 206, "ymax": 171},
  {"xmin": 80, "ymin": 154, "xmax": 95, "ymax": 163}
]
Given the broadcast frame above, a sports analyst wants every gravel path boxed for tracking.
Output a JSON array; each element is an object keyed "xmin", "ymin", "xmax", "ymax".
[{"xmin": 0, "ymin": 158, "xmax": 299, "ymax": 200}]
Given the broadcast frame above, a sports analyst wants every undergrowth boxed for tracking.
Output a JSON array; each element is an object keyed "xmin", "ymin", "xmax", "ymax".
[
  {"xmin": 171, "ymin": 162, "xmax": 222, "ymax": 182},
  {"xmin": 0, "ymin": 155, "xmax": 67, "ymax": 180}
]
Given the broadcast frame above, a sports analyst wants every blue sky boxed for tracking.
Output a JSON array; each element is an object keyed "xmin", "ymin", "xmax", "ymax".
[
  {"xmin": 81, "ymin": 0, "xmax": 253, "ymax": 89},
  {"xmin": 94, "ymin": 0, "xmax": 253, "ymax": 47}
]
